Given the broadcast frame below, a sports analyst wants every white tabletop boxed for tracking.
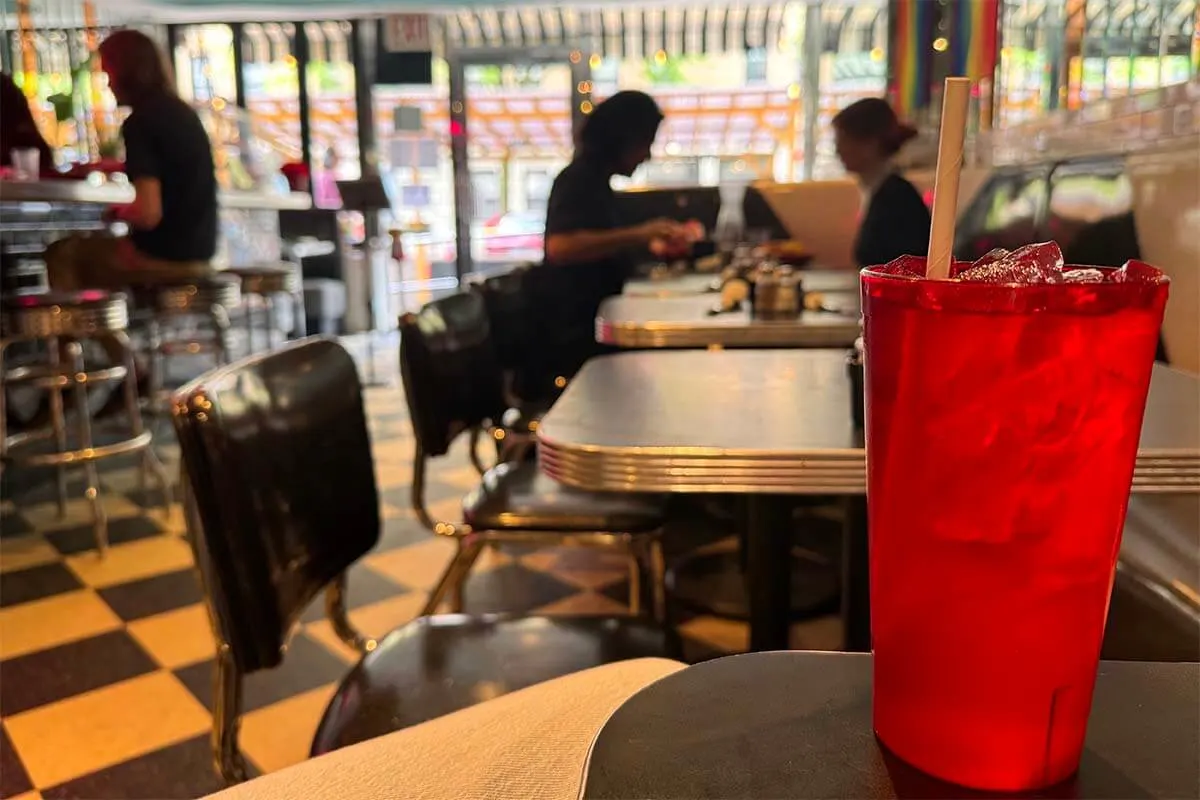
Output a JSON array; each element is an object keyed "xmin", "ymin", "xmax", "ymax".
[{"xmin": 537, "ymin": 351, "xmax": 1198, "ymax": 495}]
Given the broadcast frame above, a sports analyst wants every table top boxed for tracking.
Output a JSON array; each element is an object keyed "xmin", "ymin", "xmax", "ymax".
[
  {"xmin": 597, "ymin": 292, "xmax": 861, "ymax": 349},
  {"xmin": 536, "ymin": 350, "xmax": 1198, "ymax": 495},
  {"xmin": 0, "ymin": 179, "xmax": 311, "ymax": 210},
  {"xmin": 582, "ymin": 651, "xmax": 1200, "ymax": 800},
  {"xmin": 623, "ymin": 269, "xmax": 860, "ymax": 298}
]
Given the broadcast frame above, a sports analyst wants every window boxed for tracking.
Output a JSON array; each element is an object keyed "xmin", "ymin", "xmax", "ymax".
[
  {"xmin": 745, "ymin": 47, "xmax": 767, "ymax": 84},
  {"xmin": 953, "ymin": 169, "xmax": 1050, "ymax": 260},
  {"xmin": 524, "ymin": 168, "xmax": 554, "ymax": 212}
]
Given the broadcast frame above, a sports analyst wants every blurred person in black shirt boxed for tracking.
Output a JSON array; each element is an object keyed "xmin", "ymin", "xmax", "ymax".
[
  {"xmin": 833, "ymin": 98, "xmax": 931, "ymax": 268},
  {"xmin": 44, "ymin": 29, "xmax": 218, "ymax": 393},
  {"xmin": 46, "ymin": 29, "xmax": 217, "ymax": 292},
  {"xmin": 523, "ymin": 91, "xmax": 684, "ymax": 400},
  {"xmin": 0, "ymin": 73, "xmax": 54, "ymax": 172}
]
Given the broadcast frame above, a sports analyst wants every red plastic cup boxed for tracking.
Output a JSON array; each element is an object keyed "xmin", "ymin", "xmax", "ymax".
[{"xmin": 860, "ymin": 260, "xmax": 1169, "ymax": 791}]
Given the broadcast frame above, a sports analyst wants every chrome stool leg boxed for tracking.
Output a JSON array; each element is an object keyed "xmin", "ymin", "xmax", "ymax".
[
  {"xmin": 263, "ymin": 295, "xmax": 276, "ymax": 352},
  {"xmin": 46, "ymin": 337, "xmax": 70, "ymax": 518},
  {"xmin": 66, "ymin": 340, "xmax": 108, "ymax": 555},
  {"xmin": 291, "ymin": 287, "xmax": 306, "ymax": 339},
  {"xmin": 210, "ymin": 305, "xmax": 231, "ymax": 366},
  {"xmin": 147, "ymin": 318, "xmax": 166, "ymax": 409},
  {"xmin": 116, "ymin": 331, "xmax": 172, "ymax": 515},
  {"xmin": 0, "ymin": 340, "xmax": 10, "ymax": 481}
]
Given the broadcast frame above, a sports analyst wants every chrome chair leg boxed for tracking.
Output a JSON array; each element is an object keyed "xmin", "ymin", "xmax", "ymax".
[
  {"xmin": 213, "ymin": 646, "xmax": 251, "ymax": 784},
  {"xmin": 47, "ymin": 337, "xmax": 69, "ymax": 517},
  {"xmin": 66, "ymin": 340, "xmax": 108, "ymax": 555},
  {"xmin": 325, "ymin": 573, "xmax": 376, "ymax": 655},
  {"xmin": 626, "ymin": 549, "xmax": 642, "ymax": 617},
  {"xmin": 421, "ymin": 538, "xmax": 483, "ymax": 616},
  {"xmin": 468, "ymin": 427, "xmax": 488, "ymax": 475},
  {"xmin": 450, "ymin": 540, "xmax": 484, "ymax": 613},
  {"xmin": 648, "ymin": 537, "xmax": 667, "ymax": 623}
]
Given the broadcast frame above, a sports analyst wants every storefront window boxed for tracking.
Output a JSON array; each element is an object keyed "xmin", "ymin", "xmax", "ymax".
[
  {"xmin": 998, "ymin": 0, "xmax": 1196, "ymax": 125},
  {"xmin": 241, "ymin": 23, "xmax": 302, "ymax": 165},
  {"xmin": 815, "ymin": 2, "xmax": 889, "ymax": 179},
  {"xmin": 174, "ymin": 24, "xmax": 236, "ymax": 104},
  {"xmin": 305, "ymin": 20, "xmax": 359, "ymax": 209}
]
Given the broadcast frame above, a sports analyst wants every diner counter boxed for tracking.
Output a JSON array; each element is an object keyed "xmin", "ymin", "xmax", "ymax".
[
  {"xmin": 596, "ymin": 293, "xmax": 861, "ymax": 349},
  {"xmin": 0, "ymin": 179, "xmax": 312, "ymax": 210}
]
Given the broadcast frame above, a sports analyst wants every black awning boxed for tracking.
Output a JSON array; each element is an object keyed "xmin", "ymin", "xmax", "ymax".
[{"xmin": 443, "ymin": 4, "xmax": 790, "ymax": 58}]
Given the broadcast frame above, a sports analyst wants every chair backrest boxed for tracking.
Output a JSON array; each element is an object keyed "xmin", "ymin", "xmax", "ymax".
[
  {"xmin": 399, "ymin": 291, "xmax": 506, "ymax": 458},
  {"xmin": 172, "ymin": 337, "xmax": 380, "ymax": 674},
  {"xmin": 475, "ymin": 264, "xmax": 534, "ymax": 375}
]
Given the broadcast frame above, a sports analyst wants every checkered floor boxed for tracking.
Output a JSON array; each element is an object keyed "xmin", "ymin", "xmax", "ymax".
[{"xmin": 0, "ymin": 342, "xmax": 842, "ymax": 800}]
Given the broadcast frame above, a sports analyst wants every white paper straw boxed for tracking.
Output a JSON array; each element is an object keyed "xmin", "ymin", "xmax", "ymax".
[{"xmin": 925, "ymin": 77, "xmax": 972, "ymax": 280}]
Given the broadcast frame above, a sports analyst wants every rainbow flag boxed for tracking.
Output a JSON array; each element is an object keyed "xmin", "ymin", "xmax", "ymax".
[
  {"xmin": 890, "ymin": 0, "xmax": 935, "ymax": 117},
  {"xmin": 951, "ymin": 0, "xmax": 1000, "ymax": 82}
]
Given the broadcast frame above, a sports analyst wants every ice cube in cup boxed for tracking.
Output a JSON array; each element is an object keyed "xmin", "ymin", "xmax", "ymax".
[
  {"xmin": 958, "ymin": 241, "xmax": 1065, "ymax": 284},
  {"xmin": 1063, "ymin": 268, "xmax": 1105, "ymax": 283}
]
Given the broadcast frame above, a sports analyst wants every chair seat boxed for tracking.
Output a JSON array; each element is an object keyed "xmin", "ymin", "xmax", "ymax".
[
  {"xmin": 310, "ymin": 614, "xmax": 680, "ymax": 756},
  {"xmin": 462, "ymin": 460, "xmax": 665, "ymax": 533}
]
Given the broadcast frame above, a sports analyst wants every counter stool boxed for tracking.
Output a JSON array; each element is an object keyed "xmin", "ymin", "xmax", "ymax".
[
  {"xmin": 138, "ymin": 275, "xmax": 242, "ymax": 406},
  {"xmin": 224, "ymin": 263, "xmax": 302, "ymax": 352},
  {"xmin": 0, "ymin": 291, "xmax": 172, "ymax": 554}
]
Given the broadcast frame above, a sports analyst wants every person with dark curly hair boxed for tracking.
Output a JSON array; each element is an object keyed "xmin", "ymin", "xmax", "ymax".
[{"xmin": 833, "ymin": 97, "xmax": 930, "ymax": 267}]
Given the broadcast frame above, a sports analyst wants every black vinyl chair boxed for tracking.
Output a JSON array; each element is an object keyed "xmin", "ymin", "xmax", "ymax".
[
  {"xmin": 468, "ymin": 265, "xmax": 548, "ymax": 467},
  {"xmin": 172, "ymin": 337, "xmax": 679, "ymax": 783},
  {"xmin": 400, "ymin": 292, "xmax": 667, "ymax": 619}
]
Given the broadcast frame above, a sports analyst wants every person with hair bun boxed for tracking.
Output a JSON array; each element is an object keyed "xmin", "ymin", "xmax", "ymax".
[{"xmin": 832, "ymin": 97, "xmax": 931, "ymax": 267}]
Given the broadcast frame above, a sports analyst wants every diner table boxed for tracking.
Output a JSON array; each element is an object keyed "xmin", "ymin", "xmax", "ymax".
[
  {"xmin": 537, "ymin": 350, "xmax": 1200, "ymax": 652},
  {"xmin": 582, "ymin": 651, "xmax": 1200, "ymax": 799},
  {"xmin": 596, "ymin": 291, "xmax": 861, "ymax": 349},
  {"xmin": 622, "ymin": 267, "xmax": 860, "ymax": 298}
]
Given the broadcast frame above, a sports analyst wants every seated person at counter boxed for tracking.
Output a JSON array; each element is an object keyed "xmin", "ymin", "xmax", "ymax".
[
  {"xmin": 833, "ymin": 98, "xmax": 930, "ymax": 267},
  {"xmin": 526, "ymin": 91, "xmax": 686, "ymax": 398},
  {"xmin": 45, "ymin": 29, "xmax": 217, "ymax": 292}
]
